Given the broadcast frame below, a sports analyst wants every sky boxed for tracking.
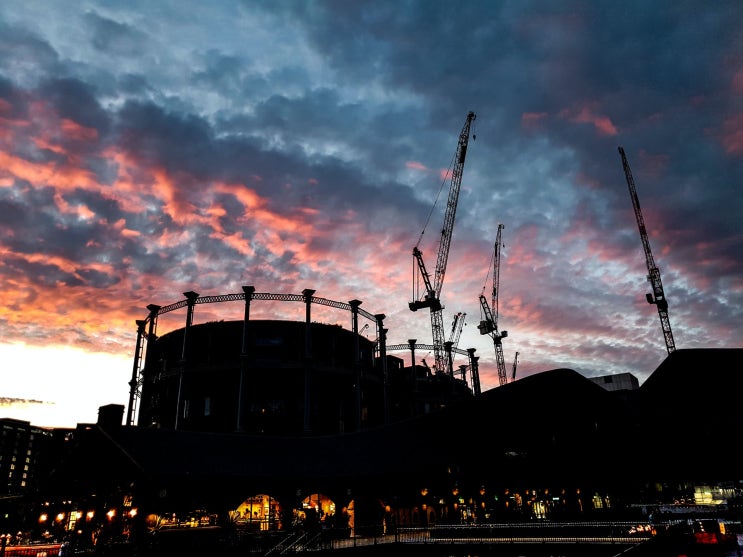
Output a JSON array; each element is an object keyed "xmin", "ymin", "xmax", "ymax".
[{"xmin": 1, "ymin": 1, "xmax": 742, "ymax": 429}]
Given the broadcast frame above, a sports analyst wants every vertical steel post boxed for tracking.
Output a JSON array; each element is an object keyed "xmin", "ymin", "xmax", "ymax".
[
  {"xmin": 444, "ymin": 341, "xmax": 454, "ymax": 378},
  {"xmin": 237, "ymin": 286, "xmax": 255, "ymax": 432},
  {"xmin": 141, "ymin": 304, "xmax": 160, "ymax": 426},
  {"xmin": 375, "ymin": 314, "xmax": 388, "ymax": 425},
  {"xmin": 175, "ymin": 291, "xmax": 199, "ymax": 430},
  {"xmin": 467, "ymin": 348, "xmax": 480, "ymax": 396},
  {"xmin": 349, "ymin": 300, "xmax": 362, "ymax": 432},
  {"xmin": 302, "ymin": 289, "xmax": 316, "ymax": 433},
  {"xmin": 407, "ymin": 339, "xmax": 417, "ymax": 369},
  {"xmin": 126, "ymin": 319, "xmax": 147, "ymax": 426}
]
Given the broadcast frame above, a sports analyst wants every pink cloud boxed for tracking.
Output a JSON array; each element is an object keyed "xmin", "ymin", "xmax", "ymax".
[
  {"xmin": 574, "ymin": 171, "xmax": 601, "ymax": 190},
  {"xmin": 719, "ymin": 113, "xmax": 743, "ymax": 155},
  {"xmin": 60, "ymin": 118, "xmax": 99, "ymax": 143},
  {"xmin": 439, "ymin": 168, "xmax": 453, "ymax": 181},
  {"xmin": 638, "ymin": 149, "xmax": 670, "ymax": 178},
  {"xmin": 149, "ymin": 168, "xmax": 208, "ymax": 226},
  {"xmin": 521, "ymin": 112, "xmax": 548, "ymax": 130},
  {"xmin": 406, "ymin": 161, "xmax": 428, "ymax": 171},
  {"xmin": 558, "ymin": 103, "xmax": 618, "ymax": 136},
  {"xmin": 732, "ymin": 68, "xmax": 743, "ymax": 94}
]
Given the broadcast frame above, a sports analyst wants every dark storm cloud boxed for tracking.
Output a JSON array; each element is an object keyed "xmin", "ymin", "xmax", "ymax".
[
  {"xmin": 38, "ymin": 77, "xmax": 111, "ymax": 136},
  {"xmin": 84, "ymin": 10, "xmax": 150, "ymax": 58},
  {"xmin": 0, "ymin": 23, "xmax": 61, "ymax": 84},
  {"xmin": 116, "ymin": 101, "xmax": 216, "ymax": 174},
  {"xmin": 114, "ymin": 94, "xmax": 427, "ymax": 231}
]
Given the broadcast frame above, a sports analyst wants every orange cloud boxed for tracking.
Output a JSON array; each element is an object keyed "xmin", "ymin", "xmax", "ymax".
[
  {"xmin": 60, "ymin": 118, "xmax": 99, "ymax": 142},
  {"xmin": 151, "ymin": 168, "xmax": 201, "ymax": 225},
  {"xmin": 559, "ymin": 103, "xmax": 618, "ymax": 136},
  {"xmin": 0, "ymin": 246, "xmax": 115, "ymax": 280},
  {"xmin": 439, "ymin": 168, "xmax": 453, "ymax": 181},
  {"xmin": 406, "ymin": 161, "xmax": 428, "ymax": 171}
]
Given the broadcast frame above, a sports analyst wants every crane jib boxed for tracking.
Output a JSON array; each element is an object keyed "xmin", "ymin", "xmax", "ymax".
[
  {"xmin": 618, "ymin": 146, "xmax": 676, "ymax": 354},
  {"xmin": 409, "ymin": 111, "xmax": 477, "ymax": 376}
]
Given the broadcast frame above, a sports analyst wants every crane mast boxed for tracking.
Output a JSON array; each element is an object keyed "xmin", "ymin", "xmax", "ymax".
[
  {"xmin": 618, "ymin": 146, "xmax": 676, "ymax": 354},
  {"xmin": 448, "ymin": 311, "xmax": 466, "ymax": 349},
  {"xmin": 511, "ymin": 351, "xmax": 519, "ymax": 381},
  {"xmin": 409, "ymin": 111, "xmax": 476, "ymax": 375},
  {"xmin": 478, "ymin": 223, "xmax": 508, "ymax": 386}
]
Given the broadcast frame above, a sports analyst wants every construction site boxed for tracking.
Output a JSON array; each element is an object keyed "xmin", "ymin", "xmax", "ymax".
[
  {"xmin": 122, "ymin": 112, "xmax": 681, "ymax": 437},
  {"xmin": 2, "ymin": 112, "xmax": 742, "ymax": 555}
]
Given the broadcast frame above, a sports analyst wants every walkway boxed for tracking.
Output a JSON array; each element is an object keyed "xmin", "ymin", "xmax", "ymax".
[{"xmin": 316, "ymin": 521, "xmax": 654, "ymax": 553}]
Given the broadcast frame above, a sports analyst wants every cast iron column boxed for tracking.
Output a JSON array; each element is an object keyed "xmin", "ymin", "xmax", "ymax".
[
  {"xmin": 302, "ymin": 289, "xmax": 315, "ymax": 433},
  {"xmin": 175, "ymin": 291, "xmax": 199, "ymax": 430},
  {"xmin": 349, "ymin": 300, "xmax": 362, "ymax": 431},
  {"xmin": 140, "ymin": 304, "xmax": 160, "ymax": 426},
  {"xmin": 467, "ymin": 348, "xmax": 480, "ymax": 396},
  {"xmin": 237, "ymin": 285, "xmax": 255, "ymax": 432},
  {"xmin": 375, "ymin": 314, "xmax": 388, "ymax": 425},
  {"xmin": 126, "ymin": 319, "xmax": 147, "ymax": 426},
  {"xmin": 444, "ymin": 341, "xmax": 454, "ymax": 378}
]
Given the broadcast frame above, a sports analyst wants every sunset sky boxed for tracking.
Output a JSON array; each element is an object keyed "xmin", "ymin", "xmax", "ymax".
[{"xmin": 1, "ymin": 1, "xmax": 742, "ymax": 429}]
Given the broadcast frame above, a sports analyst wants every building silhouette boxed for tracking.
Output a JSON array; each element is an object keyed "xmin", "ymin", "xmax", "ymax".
[{"xmin": 1, "ymin": 286, "xmax": 741, "ymax": 553}]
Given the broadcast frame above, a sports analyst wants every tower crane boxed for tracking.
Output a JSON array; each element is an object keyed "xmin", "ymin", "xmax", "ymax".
[
  {"xmin": 409, "ymin": 111, "xmax": 477, "ymax": 375},
  {"xmin": 478, "ymin": 223, "xmax": 509, "ymax": 386},
  {"xmin": 618, "ymin": 146, "xmax": 676, "ymax": 354},
  {"xmin": 511, "ymin": 351, "xmax": 519, "ymax": 381},
  {"xmin": 445, "ymin": 311, "xmax": 466, "ymax": 377},
  {"xmin": 447, "ymin": 312, "xmax": 466, "ymax": 350}
]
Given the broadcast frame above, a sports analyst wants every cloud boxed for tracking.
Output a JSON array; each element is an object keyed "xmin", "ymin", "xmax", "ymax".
[
  {"xmin": 0, "ymin": 397, "xmax": 50, "ymax": 408},
  {"xmin": 0, "ymin": 1, "xmax": 742, "ymax": 426}
]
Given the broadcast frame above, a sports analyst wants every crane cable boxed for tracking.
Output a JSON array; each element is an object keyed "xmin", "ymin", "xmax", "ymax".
[
  {"xmin": 414, "ymin": 135, "xmax": 461, "ymax": 250},
  {"xmin": 480, "ymin": 247, "xmax": 495, "ymax": 297},
  {"xmin": 480, "ymin": 239, "xmax": 505, "ymax": 292},
  {"xmin": 412, "ymin": 139, "xmax": 458, "ymax": 303}
]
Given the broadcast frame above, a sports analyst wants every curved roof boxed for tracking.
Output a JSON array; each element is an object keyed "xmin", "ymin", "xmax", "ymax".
[{"xmin": 46, "ymin": 349, "xmax": 743, "ymax": 509}]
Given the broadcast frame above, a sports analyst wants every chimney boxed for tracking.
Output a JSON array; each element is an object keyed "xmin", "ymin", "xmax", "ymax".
[{"xmin": 97, "ymin": 404, "xmax": 125, "ymax": 430}]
